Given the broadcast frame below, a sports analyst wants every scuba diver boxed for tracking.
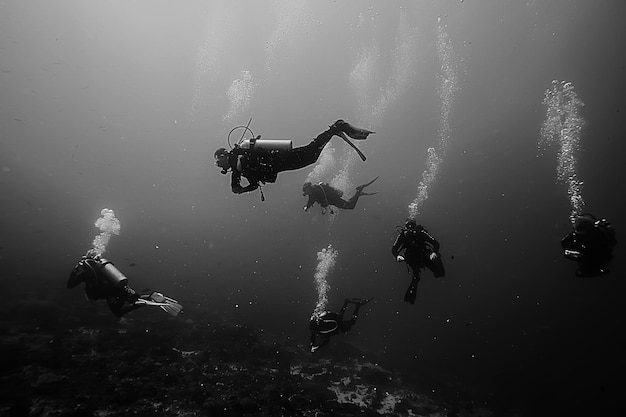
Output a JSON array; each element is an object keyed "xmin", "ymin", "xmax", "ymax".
[
  {"xmin": 309, "ymin": 298, "xmax": 372, "ymax": 353},
  {"xmin": 214, "ymin": 119, "xmax": 374, "ymax": 200},
  {"xmin": 302, "ymin": 176, "xmax": 379, "ymax": 214},
  {"xmin": 392, "ymin": 218, "xmax": 445, "ymax": 304},
  {"xmin": 561, "ymin": 213, "xmax": 616, "ymax": 277},
  {"xmin": 68, "ymin": 254, "xmax": 183, "ymax": 318}
]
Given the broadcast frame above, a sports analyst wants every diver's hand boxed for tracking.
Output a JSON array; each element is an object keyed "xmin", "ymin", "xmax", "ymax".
[
  {"xmin": 396, "ymin": 255, "xmax": 405, "ymax": 262},
  {"xmin": 429, "ymin": 252, "xmax": 438, "ymax": 261},
  {"xmin": 564, "ymin": 249, "xmax": 582, "ymax": 260},
  {"xmin": 310, "ymin": 345, "xmax": 319, "ymax": 353}
]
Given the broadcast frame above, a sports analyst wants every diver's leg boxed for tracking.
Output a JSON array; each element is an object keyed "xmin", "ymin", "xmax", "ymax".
[
  {"xmin": 107, "ymin": 297, "xmax": 128, "ymax": 317},
  {"xmin": 108, "ymin": 289, "xmax": 143, "ymax": 317},
  {"xmin": 404, "ymin": 265, "xmax": 421, "ymax": 304},
  {"xmin": 426, "ymin": 254, "xmax": 446, "ymax": 278},
  {"xmin": 343, "ymin": 198, "xmax": 358, "ymax": 209},
  {"xmin": 334, "ymin": 196, "xmax": 358, "ymax": 210},
  {"xmin": 117, "ymin": 303, "xmax": 144, "ymax": 317},
  {"xmin": 350, "ymin": 303, "xmax": 363, "ymax": 324},
  {"xmin": 356, "ymin": 176, "xmax": 379, "ymax": 192},
  {"xmin": 274, "ymin": 127, "xmax": 338, "ymax": 172},
  {"xmin": 318, "ymin": 335, "xmax": 331, "ymax": 348},
  {"xmin": 275, "ymin": 120, "xmax": 364, "ymax": 173},
  {"xmin": 339, "ymin": 179, "xmax": 380, "ymax": 209},
  {"xmin": 343, "ymin": 298, "xmax": 372, "ymax": 330},
  {"xmin": 338, "ymin": 299, "xmax": 351, "ymax": 320}
]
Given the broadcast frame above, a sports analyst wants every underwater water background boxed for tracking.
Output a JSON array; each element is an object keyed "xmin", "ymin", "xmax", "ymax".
[{"xmin": 1, "ymin": 0, "xmax": 625, "ymax": 415}]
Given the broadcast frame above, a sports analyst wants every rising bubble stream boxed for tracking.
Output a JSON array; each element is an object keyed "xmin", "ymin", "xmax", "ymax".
[
  {"xmin": 88, "ymin": 208, "xmax": 120, "ymax": 257},
  {"xmin": 539, "ymin": 80, "xmax": 585, "ymax": 224},
  {"xmin": 311, "ymin": 244, "xmax": 338, "ymax": 320}
]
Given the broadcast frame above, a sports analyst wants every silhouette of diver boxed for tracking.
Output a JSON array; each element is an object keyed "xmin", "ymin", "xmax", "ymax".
[
  {"xmin": 392, "ymin": 218, "xmax": 445, "ymax": 304},
  {"xmin": 561, "ymin": 213, "xmax": 616, "ymax": 277},
  {"xmin": 68, "ymin": 254, "xmax": 183, "ymax": 318},
  {"xmin": 309, "ymin": 298, "xmax": 372, "ymax": 353},
  {"xmin": 214, "ymin": 119, "xmax": 374, "ymax": 199},
  {"xmin": 302, "ymin": 176, "xmax": 379, "ymax": 214}
]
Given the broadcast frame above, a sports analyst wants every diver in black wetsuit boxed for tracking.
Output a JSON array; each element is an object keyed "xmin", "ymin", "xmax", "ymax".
[
  {"xmin": 561, "ymin": 213, "xmax": 616, "ymax": 277},
  {"xmin": 309, "ymin": 298, "xmax": 372, "ymax": 353},
  {"xmin": 68, "ymin": 254, "xmax": 183, "ymax": 318},
  {"xmin": 392, "ymin": 218, "xmax": 445, "ymax": 304},
  {"xmin": 214, "ymin": 119, "xmax": 373, "ymax": 198},
  {"xmin": 302, "ymin": 176, "xmax": 379, "ymax": 214}
]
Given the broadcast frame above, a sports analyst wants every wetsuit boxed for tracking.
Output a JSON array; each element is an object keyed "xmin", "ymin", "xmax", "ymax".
[
  {"xmin": 68, "ymin": 257, "xmax": 143, "ymax": 317},
  {"xmin": 561, "ymin": 214, "xmax": 616, "ymax": 277},
  {"xmin": 303, "ymin": 183, "xmax": 361, "ymax": 211},
  {"xmin": 392, "ymin": 224, "xmax": 445, "ymax": 304},
  {"xmin": 309, "ymin": 299, "xmax": 368, "ymax": 351},
  {"xmin": 230, "ymin": 126, "xmax": 340, "ymax": 194},
  {"xmin": 303, "ymin": 177, "xmax": 378, "ymax": 212}
]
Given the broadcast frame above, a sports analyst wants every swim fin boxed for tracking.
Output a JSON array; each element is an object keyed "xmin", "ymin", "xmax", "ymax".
[
  {"xmin": 404, "ymin": 279, "xmax": 418, "ymax": 304},
  {"xmin": 338, "ymin": 132, "xmax": 367, "ymax": 161},
  {"xmin": 356, "ymin": 176, "xmax": 379, "ymax": 194},
  {"xmin": 336, "ymin": 120, "xmax": 375, "ymax": 140},
  {"xmin": 160, "ymin": 296, "xmax": 184, "ymax": 317},
  {"xmin": 361, "ymin": 176, "xmax": 379, "ymax": 188},
  {"xmin": 135, "ymin": 293, "xmax": 184, "ymax": 317}
]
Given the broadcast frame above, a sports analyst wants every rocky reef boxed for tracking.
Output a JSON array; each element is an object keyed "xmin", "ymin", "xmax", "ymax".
[{"xmin": 0, "ymin": 295, "xmax": 493, "ymax": 416}]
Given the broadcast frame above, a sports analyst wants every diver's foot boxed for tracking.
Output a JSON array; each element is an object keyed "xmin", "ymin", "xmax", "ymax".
[
  {"xmin": 346, "ymin": 297, "xmax": 373, "ymax": 306},
  {"xmin": 149, "ymin": 292, "xmax": 165, "ymax": 303},
  {"xmin": 331, "ymin": 120, "xmax": 374, "ymax": 140}
]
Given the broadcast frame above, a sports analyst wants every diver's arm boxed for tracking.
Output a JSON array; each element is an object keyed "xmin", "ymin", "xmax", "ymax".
[
  {"xmin": 310, "ymin": 331, "xmax": 320, "ymax": 352},
  {"xmin": 67, "ymin": 259, "xmax": 95, "ymax": 288},
  {"xmin": 231, "ymin": 171, "xmax": 258, "ymax": 194},
  {"xmin": 421, "ymin": 230, "xmax": 440, "ymax": 253},
  {"xmin": 561, "ymin": 233, "xmax": 573, "ymax": 250},
  {"xmin": 67, "ymin": 267, "xmax": 84, "ymax": 288},
  {"xmin": 304, "ymin": 195, "xmax": 316, "ymax": 211},
  {"xmin": 391, "ymin": 233, "xmax": 405, "ymax": 258}
]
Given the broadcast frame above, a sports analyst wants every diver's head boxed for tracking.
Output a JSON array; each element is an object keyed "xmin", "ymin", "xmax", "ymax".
[
  {"xmin": 404, "ymin": 218, "xmax": 424, "ymax": 233},
  {"xmin": 574, "ymin": 215, "xmax": 595, "ymax": 236},
  {"xmin": 302, "ymin": 182, "xmax": 313, "ymax": 196},
  {"xmin": 405, "ymin": 218, "xmax": 418, "ymax": 230},
  {"xmin": 214, "ymin": 148, "xmax": 230, "ymax": 173}
]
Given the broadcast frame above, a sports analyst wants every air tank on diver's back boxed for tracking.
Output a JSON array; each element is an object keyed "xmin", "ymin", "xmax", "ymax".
[
  {"xmin": 98, "ymin": 258, "xmax": 130, "ymax": 287},
  {"xmin": 240, "ymin": 136, "xmax": 292, "ymax": 151}
]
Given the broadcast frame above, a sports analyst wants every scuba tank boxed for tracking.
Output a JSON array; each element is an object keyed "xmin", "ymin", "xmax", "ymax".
[
  {"xmin": 227, "ymin": 118, "xmax": 291, "ymax": 151},
  {"xmin": 98, "ymin": 258, "xmax": 129, "ymax": 288},
  {"xmin": 240, "ymin": 137, "xmax": 292, "ymax": 151}
]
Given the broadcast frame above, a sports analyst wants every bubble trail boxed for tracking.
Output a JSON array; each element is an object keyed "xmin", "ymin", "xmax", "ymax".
[
  {"xmin": 88, "ymin": 208, "xmax": 120, "ymax": 257},
  {"xmin": 265, "ymin": 0, "xmax": 312, "ymax": 74},
  {"xmin": 305, "ymin": 145, "xmax": 336, "ymax": 185},
  {"xmin": 222, "ymin": 70, "xmax": 258, "ymax": 126},
  {"xmin": 408, "ymin": 23, "xmax": 459, "ymax": 219},
  {"xmin": 539, "ymin": 80, "xmax": 585, "ymax": 224},
  {"xmin": 311, "ymin": 244, "xmax": 338, "ymax": 320},
  {"xmin": 189, "ymin": 6, "xmax": 236, "ymax": 123},
  {"xmin": 320, "ymin": 8, "xmax": 418, "ymax": 219}
]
